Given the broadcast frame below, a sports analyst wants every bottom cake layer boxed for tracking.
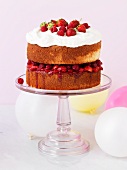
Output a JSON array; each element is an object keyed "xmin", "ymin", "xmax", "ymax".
[{"xmin": 26, "ymin": 69, "xmax": 101, "ymax": 90}]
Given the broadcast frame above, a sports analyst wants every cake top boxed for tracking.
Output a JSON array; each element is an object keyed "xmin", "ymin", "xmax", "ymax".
[{"xmin": 26, "ymin": 19, "xmax": 102, "ymax": 48}]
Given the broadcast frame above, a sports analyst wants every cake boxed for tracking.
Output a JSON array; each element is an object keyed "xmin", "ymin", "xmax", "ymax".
[{"xmin": 25, "ymin": 19, "xmax": 103, "ymax": 90}]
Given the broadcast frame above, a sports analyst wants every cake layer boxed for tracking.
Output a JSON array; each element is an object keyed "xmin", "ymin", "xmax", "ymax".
[
  {"xmin": 27, "ymin": 41, "xmax": 101, "ymax": 64},
  {"xmin": 26, "ymin": 69, "xmax": 101, "ymax": 90},
  {"xmin": 26, "ymin": 27, "xmax": 102, "ymax": 47}
]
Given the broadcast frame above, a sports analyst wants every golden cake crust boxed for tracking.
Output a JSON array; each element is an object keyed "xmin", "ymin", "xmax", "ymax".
[
  {"xmin": 26, "ymin": 69, "xmax": 101, "ymax": 90},
  {"xmin": 27, "ymin": 41, "xmax": 101, "ymax": 64}
]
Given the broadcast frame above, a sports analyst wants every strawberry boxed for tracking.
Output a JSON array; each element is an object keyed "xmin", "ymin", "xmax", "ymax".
[
  {"xmin": 66, "ymin": 28, "xmax": 76, "ymax": 36},
  {"xmin": 57, "ymin": 19, "xmax": 68, "ymax": 27},
  {"xmin": 40, "ymin": 22, "xmax": 47, "ymax": 28},
  {"xmin": 50, "ymin": 26, "xmax": 58, "ymax": 33},
  {"xmin": 40, "ymin": 26, "xmax": 48, "ymax": 32},
  {"xmin": 69, "ymin": 20, "xmax": 80, "ymax": 28},
  {"xmin": 77, "ymin": 24, "xmax": 86, "ymax": 33},
  {"xmin": 51, "ymin": 19, "xmax": 57, "ymax": 25},
  {"xmin": 57, "ymin": 30, "xmax": 65, "ymax": 36},
  {"xmin": 59, "ymin": 26, "xmax": 67, "ymax": 32},
  {"xmin": 67, "ymin": 23, "xmax": 72, "ymax": 29},
  {"xmin": 83, "ymin": 23, "xmax": 90, "ymax": 29}
]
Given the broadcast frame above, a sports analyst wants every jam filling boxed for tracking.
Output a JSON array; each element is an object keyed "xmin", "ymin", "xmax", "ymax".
[{"xmin": 27, "ymin": 59, "xmax": 103, "ymax": 75}]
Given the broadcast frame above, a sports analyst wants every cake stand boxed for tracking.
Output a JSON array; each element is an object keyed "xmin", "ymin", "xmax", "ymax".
[{"xmin": 15, "ymin": 74, "xmax": 111, "ymax": 156}]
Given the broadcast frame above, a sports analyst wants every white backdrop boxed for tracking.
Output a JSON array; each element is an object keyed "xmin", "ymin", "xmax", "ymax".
[{"xmin": 0, "ymin": 0, "xmax": 127, "ymax": 104}]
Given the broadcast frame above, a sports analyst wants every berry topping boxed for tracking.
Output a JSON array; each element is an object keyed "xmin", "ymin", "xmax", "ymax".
[
  {"xmin": 27, "ymin": 64, "xmax": 33, "ymax": 69},
  {"xmin": 39, "ymin": 19, "xmax": 91, "ymax": 36},
  {"xmin": 97, "ymin": 60, "xmax": 102, "ymax": 66},
  {"xmin": 39, "ymin": 63, "xmax": 45, "ymax": 69},
  {"xmin": 83, "ymin": 23, "xmax": 90, "ymax": 29},
  {"xmin": 92, "ymin": 62, "xmax": 97, "ymax": 68},
  {"xmin": 57, "ymin": 30, "xmax": 65, "ymax": 36},
  {"xmin": 57, "ymin": 19, "xmax": 68, "ymax": 27},
  {"xmin": 93, "ymin": 66, "xmax": 100, "ymax": 72},
  {"xmin": 72, "ymin": 64, "xmax": 80, "ymax": 71},
  {"xmin": 68, "ymin": 69, "xmax": 73, "ymax": 73},
  {"xmin": 100, "ymin": 66, "xmax": 103, "ymax": 70},
  {"xmin": 77, "ymin": 24, "xmax": 86, "ymax": 33},
  {"xmin": 29, "ymin": 66, "xmax": 38, "ymax": 71},
  {"xmin": 53, "ymin": 65, "xmax": 59, "ymax": 70},
  {"xmin": 27, "ymin": 60, "xmax": 32, "ymax": 65},
  {"xmin": 40, "ymin": 26, "xmax": 48, "ymax": 32},
  {"xmin": 18, "ymin": 78, "xmax": 24, "ymax": 84},
  {"xmin": 79, "ymin": 68, "xmax": 84, "ymax": 72},
  {"xmin": 45, "ymin": 64, "xmax": 52, "ymax": 70},
  {"xmin": 59, "ymin": 26, "xmax": 67, "ymax": 32},
  {"xmin": 48, "ymin": 71, "xmax": 53, "ymax": 75},
  {"xmin": 66, "ymin": 28, "xmax": 76, "ymax": 36},
  {"xmin": 57, "ymin": 66, "xmax": 67, "ymax": 73}
]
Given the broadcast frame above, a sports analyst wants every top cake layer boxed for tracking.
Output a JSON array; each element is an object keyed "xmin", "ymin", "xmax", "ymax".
[{"xmin": 26, "ymin": 27, "xmax": 102, "ymax": 48}]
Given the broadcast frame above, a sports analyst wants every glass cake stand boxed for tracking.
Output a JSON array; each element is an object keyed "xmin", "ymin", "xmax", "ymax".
[{"xmin": 15, "ymin": 74, "xmax": 111, "ymax": 156}]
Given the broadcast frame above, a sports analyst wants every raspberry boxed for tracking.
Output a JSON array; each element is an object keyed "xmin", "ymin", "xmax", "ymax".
[
  {"xmin": 29, "ymin": 66, "xmax": 38, "ymax": 71},
  {"xmin": 18, "ymin": 78, "xmax": 24, "ymax": 84},
  {"xmin": 72, "ymin": 64, "xmax": 80, "ymax": 71},
  {"xmin": 84, "ymin": 66, "xmax": 92, "ymax": 72},
  {"xmin": 57, "ymin": 66, "xmax": 67, "ymax": 73}
]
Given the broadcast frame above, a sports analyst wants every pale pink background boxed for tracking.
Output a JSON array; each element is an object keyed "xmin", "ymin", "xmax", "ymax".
[{"xmin": 0, "ymin": 0, "xmax": 127, "ymax": 104}]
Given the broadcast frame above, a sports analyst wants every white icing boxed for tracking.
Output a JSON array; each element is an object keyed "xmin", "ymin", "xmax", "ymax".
[{"xmin": 26, "ymin": 27, "xmax": 102, "ymax": 48}]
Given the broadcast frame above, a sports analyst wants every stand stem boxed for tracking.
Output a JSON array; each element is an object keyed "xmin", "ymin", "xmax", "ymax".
[
  {"xmin": 57, "ymin": 95, "xmax": 71, "ymax": 132},
  {"xmin": 38, "ymin": 94, "xmax": 89, "ymax": 155}
]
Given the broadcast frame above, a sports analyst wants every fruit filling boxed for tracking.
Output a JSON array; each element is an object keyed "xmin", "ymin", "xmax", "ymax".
[{"xmin": 27, "ymin": 60, "xmax": 103, "ymax": 75}]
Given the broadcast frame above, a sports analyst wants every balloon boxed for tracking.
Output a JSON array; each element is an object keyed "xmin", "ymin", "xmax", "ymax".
[
  {"xmin": 15, "ymin": 91, "xmax": 58, "ymax": 138},
  {"xmin": 95, "ymin": 107, "xmax": 127, "ymax": 157},
  {"xmin": 105, "ymin": 86, "xmax": 127, "ymax": 110},
  {"xmin": 69, "ymin": 90, "xmax": 109, "ymax": 114}
]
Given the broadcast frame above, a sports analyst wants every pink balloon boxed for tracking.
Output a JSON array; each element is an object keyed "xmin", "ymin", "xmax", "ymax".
[{"xmin": 105, "ymin": 86, "xmax": 127, "ymax": 110}]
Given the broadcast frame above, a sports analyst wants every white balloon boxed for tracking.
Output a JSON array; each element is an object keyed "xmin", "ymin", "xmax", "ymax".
[
  {"xmin": 15, "ymin": 91, "xmax": 58, "ymax": 137},
  {"xmin": 95, "ymin": 107, "xmax": 127, "ymax": 157}
]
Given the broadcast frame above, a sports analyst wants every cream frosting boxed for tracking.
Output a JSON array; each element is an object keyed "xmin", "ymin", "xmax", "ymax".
[{"xmin": 26, "ymin": 27, "xmax": 102, "ymax": 48}]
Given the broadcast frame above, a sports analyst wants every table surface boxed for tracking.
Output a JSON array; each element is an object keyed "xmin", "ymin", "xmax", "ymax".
[{"xmin": 0, "ymin": 105, "xmax": 127, "ymax": 170}]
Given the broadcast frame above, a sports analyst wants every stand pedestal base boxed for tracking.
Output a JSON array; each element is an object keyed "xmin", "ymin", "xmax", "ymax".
[{"xmin": 38, "ymin": 128, "xmax": 89, "ymax": 156}]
